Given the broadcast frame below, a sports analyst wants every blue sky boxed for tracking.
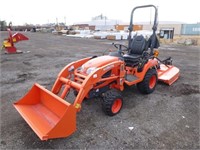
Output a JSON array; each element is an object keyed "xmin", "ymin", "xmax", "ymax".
[{"xmin": 0, "ymin": 0, "xmax": 199, "ymax": 25}]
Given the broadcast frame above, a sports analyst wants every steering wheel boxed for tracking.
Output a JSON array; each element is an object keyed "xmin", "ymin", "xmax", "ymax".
[
  {"xmin": 113, "ymin": 44, "xmax": 128, "ymax": 51},
  {"xmin": 113, "ymin": 43, "xmax": 128, "ymax": 55}
]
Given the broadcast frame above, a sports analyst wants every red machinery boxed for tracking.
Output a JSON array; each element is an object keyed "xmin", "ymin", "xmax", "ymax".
[{"xmin": 2, "ymin": 28, "xmax": 29, "ymax": 54}]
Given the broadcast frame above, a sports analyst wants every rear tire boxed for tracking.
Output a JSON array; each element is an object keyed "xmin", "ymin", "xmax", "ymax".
[
  {"xmin": 137, "ymin": 69, "xmax": 157, "ymax": 94},
  {"xmin": 102, "ymin": 89, "xmax": 123, "ymax": 116}
]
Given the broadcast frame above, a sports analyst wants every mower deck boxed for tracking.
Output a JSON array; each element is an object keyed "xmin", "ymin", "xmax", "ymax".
[{"xmin": 157, "ymin": 64, "xmax": 180, "ymax": 85}]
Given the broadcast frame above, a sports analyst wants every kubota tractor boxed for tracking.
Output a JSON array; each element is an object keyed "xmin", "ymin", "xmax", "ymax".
[{"xmin": 13, "ymin": 5, "xmax": 180, "ymax": 140}]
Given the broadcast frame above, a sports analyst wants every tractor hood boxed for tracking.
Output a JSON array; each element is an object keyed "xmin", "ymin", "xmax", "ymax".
[{"xmin": 80, "ymin": 56, "xmax": 119, "ymax": 75}]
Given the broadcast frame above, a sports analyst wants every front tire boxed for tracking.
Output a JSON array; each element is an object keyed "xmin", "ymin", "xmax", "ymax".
[
  {"xmin": 137, "ymin": 69, "xmax": 158, "ymax": 94},
  {"xmin": 102, "ymin": 89, "xmax": 123, "ymax": 116}
]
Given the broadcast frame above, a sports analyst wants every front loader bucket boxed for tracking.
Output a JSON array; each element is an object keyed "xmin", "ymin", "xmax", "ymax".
[
  {"xmin": 13, "ymin": 83, "xmax": 77, "ymax": 140},
  {"xmin": 157, "ymin": 64, "xmax": 180, "ymax": 85}
]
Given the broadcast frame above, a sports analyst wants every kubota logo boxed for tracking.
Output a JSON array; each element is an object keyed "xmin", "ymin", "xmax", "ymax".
[{"xmin": 103, "ymin": 65, "xmax": 114, "ymax": 71}]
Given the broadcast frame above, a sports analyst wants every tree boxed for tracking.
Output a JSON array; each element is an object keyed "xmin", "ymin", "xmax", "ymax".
[{"xmin": 0, "ymin": 20, "xmax": 7, "ymax": 31}]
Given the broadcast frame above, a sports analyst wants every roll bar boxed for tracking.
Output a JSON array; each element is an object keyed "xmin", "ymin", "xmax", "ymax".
[{"xmin": 128, "ymin": 5, "xmax": 158, "ymax": 55}]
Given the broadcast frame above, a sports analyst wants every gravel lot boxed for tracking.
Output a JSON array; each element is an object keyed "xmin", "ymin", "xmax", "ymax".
[{"xmin": 0, "ymin": 31, "xmax": 199, "ymax": 149}]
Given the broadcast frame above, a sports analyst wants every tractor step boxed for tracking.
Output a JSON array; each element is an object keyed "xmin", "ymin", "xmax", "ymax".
[{"xmin": 126, "ymin": 74, "xmax": 138, "ymax": 82}]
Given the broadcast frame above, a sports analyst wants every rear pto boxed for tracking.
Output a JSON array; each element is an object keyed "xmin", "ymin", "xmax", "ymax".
[{"xmin": 13, "ymin": 5, "xmax": 180, "ymax": 140}]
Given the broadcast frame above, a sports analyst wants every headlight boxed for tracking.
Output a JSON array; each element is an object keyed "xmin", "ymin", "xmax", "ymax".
[
  {"xmin": 86, "ymin": 67, "xmax": 97, "ymax": 75},
  {"xmin": 154, "ymin": 50, "xmax": 159, "ymax": 57},
  {"xmin": 79, "ymin": 65, "xmax": 85, "ymax": 72}
]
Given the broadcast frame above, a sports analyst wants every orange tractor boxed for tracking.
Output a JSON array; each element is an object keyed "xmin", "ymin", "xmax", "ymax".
[{"xmin": 14, "ymin": 5, "xmax": 180, "ymax": 140}]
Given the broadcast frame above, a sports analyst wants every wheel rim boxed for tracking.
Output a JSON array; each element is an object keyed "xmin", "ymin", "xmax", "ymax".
[
  {"xmin": 149, "ymin": 75, "xmax": 156, "ymax": 89},
  {"xmin": 111, "ymin": 99, "xmax": 122, "ymax": 114}
]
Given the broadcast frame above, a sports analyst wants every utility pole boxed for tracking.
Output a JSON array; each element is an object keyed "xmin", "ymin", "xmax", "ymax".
[
  {"xmin": 64, "ymin": 16, "xmax": 66, "ymax": 25},
  {"xmin": 56, "ymin": 18, "xmax": 58, "ymax": 25}
]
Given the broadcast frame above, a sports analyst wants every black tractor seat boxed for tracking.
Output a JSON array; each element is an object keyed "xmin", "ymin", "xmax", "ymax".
[
  {"xmin": 123, "ymin": 35, "xmax": 147, "ymax": 66},
  {"xmin": 123, "ymin": 54, "xmax": 141, "ymax": 61}
]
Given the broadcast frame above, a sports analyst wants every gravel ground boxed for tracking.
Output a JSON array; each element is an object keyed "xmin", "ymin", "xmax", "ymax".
[{"xmin": 0, "ymin": 31, "xmax": 199, "ymax": 149}]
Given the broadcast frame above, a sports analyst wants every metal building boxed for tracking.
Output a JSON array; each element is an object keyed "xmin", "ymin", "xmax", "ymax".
[
  {"xmin": 181, "ymin": 24, "xmax": 200, "ymax": 35},
  {"xmin": 143, "ymin": 24, "xmax": 182, "ymax": 35}
]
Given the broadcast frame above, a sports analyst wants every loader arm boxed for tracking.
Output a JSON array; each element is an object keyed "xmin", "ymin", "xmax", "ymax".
[
  {"xmin": 52, "ymin": 58, "xmax": 125, "ymax": 110},
  {"xmin": 73, "ymin": 60, "xmax": 125, "ymax": 108},
  {"xmin": 51, "ymin": 57, "xmax": 92, "ymax": 94}
]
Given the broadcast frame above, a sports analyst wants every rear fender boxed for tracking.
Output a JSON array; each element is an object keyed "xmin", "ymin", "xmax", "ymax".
[{"xmin": 135, "ymin": 59, "xmax": 158, "ymax": 82}]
